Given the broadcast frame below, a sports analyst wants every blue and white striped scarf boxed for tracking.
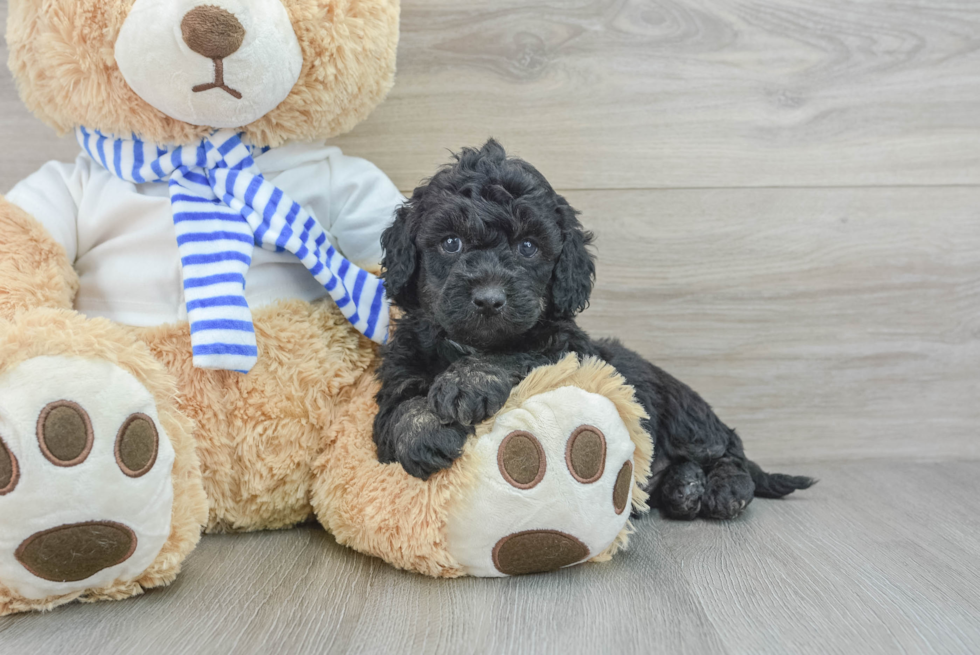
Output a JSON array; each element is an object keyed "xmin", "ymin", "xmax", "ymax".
[{"xmin": 76, "ymin": 127, "xmax": 389, "ymax": 373}]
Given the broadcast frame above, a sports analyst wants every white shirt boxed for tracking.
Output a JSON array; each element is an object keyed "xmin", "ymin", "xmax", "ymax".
[{"xmin": 6, "ymin": 142, "xmax": 404, "ymax": 327}]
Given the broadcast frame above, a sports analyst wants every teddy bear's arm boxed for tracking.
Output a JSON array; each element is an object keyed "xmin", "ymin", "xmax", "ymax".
[
  {"xmin": 0, "ymin": 195, "xmax": 79, "ymax": 319},
  {"xmin": 0, "ymin": 158, "xmax": 88, "ymax": 319}
]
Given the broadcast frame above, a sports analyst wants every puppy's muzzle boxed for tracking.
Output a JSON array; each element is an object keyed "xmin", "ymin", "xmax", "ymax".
[{"xmin": 471, "ymin": 284, "xmax": 507, "ymax": 316}]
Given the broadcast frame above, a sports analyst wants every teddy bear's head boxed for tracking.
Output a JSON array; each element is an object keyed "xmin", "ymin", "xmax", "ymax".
[{"xmin": 6, "ymin": 0, "xmax": 399, "ymax": 146}]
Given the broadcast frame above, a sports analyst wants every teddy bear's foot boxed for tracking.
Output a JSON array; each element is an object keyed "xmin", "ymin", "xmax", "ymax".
[
  {"xmin": 0, "ymin": 355, "xmax": 177, "ymax": 606},
  {"xmin": 445, "ymin": 386, "xmax": 640, "ymax": 577}
]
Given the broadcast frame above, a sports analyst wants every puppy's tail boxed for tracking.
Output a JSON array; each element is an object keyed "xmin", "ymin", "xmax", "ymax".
[{"xmin": 748, "ymin": 459, "xmax": 816, "ymax": 499}]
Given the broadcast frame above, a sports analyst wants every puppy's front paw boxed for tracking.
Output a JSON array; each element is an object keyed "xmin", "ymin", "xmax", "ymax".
[
  {"xmin": 660, "ymin": 461, "xmax": 706, "ymax": 520},
  {"xmin": 396, "ymin": 425, "xmax": 470, "ymax": 480},
  {"xmin": 428, "ymin": 367, "xmax": 512, "ymax": 427},
  {"xmin": 390, "ymin": 401, "xmax": 470, "ymax": 480}
]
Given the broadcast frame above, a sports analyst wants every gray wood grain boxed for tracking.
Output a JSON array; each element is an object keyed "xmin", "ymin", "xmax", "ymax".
[
  {"xmin": 658, "ymin": 460, "xmax": 980, "ymax": 655},
  {"xmin": 567, "ymin": 186, "xmax": 980, "ymax": 462},
  {"xmin": 1, "ymin": 460, "xmax": 978, "ymax": 655},
  {"xmin": 4, "ymin": 2, "xmax": 980, "ymax": 192},
  {"xmin": 327, "ymin": 0, "xmax": 980, "ymax": 191}
]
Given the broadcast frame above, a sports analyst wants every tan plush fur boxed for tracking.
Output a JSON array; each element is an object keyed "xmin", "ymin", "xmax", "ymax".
[
  {"xmin": 6, "ymin": 0, "xmax": 400, "ymax": 147},
  {"xmin": 133, "ymin": 300, "xmax": 379, "ymax": 533},
  {"xmin": 310, "ymin": 354, "xmax": 654, "ymax": 577},
  {"xmin": 0, "ymin": 196, "xmax": 79, "ymax": 318},
  {"xmin": 311, "ymin": 366, "xmax": 479, "ymax": 578},
  {"xmin": 0, "ymin": 205, "xmax": 653, "ymax": 613},
  {"xmin": 0, "ymin": 308, "xmax": 208, "ymax": 616},
  {"xmin": 0, "ymin": 0, "xmax": 651, "ymax": 617},
  {"xmin": 0, "ymin": 201, "xmax": 651, "ymax": 615}
]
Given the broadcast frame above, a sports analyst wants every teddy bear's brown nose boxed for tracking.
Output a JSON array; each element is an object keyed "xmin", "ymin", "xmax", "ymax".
[{"xmin": 181, "ymin": 5, "xmax": 246, "ymax": 61}]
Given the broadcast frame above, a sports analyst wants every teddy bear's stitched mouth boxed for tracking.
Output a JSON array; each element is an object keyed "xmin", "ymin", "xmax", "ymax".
[{"xmin": 193, "ymin": 58, "xmax": 243, "ymax": 100}]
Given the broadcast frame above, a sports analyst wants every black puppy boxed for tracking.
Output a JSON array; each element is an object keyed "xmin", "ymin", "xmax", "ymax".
[{"xmin": 373, "ymin": 140, "xmax": 814, "ymax": 520}]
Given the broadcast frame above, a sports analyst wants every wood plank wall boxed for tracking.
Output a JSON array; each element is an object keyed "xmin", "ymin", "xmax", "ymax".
[{"xmin": 2, "ymin": 1, "xmax": 978, "ymax": 462}]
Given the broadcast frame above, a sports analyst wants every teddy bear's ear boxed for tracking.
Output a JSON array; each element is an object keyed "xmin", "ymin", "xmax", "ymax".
[{"xmin": 381, "ymin": 200, "xmax": 421, "ymax": 310}]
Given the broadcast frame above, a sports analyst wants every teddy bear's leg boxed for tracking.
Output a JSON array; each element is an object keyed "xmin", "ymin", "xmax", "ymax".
[
  {"xmin": 312, "ymin": 354, "xmax": 652, "ymax": 578},
  {"xmin": 0, "ymin": 310, "xmax": 207, "ymax": 616},
  {"xmin": 132, "ymin": 298, "xmax": 383, "ymax": 535},
  {"xmin": 310, "ymin": 365, "xmax": 475, "ymax": 578}
]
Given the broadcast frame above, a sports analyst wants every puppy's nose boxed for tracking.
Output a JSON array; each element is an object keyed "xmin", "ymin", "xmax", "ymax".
[
  {"xmin": 472, "ymin": 285, "xmax": 507, "ymax": 314},
  {"xmin": 181, "ymin": 5, "xmax": 246, "ymax": 60}
]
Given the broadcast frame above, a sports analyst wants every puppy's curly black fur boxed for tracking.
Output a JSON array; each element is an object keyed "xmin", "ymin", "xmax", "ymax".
[{"xmin": 374, "ymin": 140, "xmax": 814, "ymax": 520}]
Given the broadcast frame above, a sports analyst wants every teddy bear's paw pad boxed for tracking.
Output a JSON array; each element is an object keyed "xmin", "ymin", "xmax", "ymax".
[
  {"xmin": 16, "ymin": 521, "xmax": 137, "ymax": 583},
  {"xmin": 497, "ymin": 431, "xmax": 546, "ymax": 489},
  {"xmin": 492, "ymin": 530, "xmax": 589, "ymax": 576},
  {"xmin": 613, "ymin": 461, "xmax": 634, "ymax": 515},
  {"xmin": 446, "ymin": 387, "xmax": 636, "ymax": 577},
  {"xmin": 565, "ymin": 425, "xmax": 606, "ymax": 483},
  {"xmin": 0, "ymin": 357, "xmax": 174, "ymax": 600}
]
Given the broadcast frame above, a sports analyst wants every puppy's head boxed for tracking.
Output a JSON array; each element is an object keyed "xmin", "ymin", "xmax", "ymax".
[{"xmin": 382, "ymin": 140, "xmax": 595, "ymax": 349}]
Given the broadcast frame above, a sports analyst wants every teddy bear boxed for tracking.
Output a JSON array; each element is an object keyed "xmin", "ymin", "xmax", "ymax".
[{"xmin": 0, "ymin": 0, "xmax": 653, "ymax": 616}]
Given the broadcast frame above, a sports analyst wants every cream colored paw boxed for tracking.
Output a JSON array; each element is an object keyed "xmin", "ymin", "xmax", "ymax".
[
  {"xmin": 445, "ymin": 386, "xmax": 638, "ymax": 576},
  {"xmin": 0, "ymin": 356, "xmax": 175, "ymax": 600}
]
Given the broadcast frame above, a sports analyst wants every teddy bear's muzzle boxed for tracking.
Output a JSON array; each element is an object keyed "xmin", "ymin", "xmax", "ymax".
[{"xmin": 114, "ymin": 0, "xmax": 304, "ymax": 129}]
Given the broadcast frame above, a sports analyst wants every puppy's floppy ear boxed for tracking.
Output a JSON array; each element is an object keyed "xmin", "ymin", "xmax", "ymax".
[
  {"xmin": 550, "ymin": 198, "xmax": 595, "ymax": 319},
  {"xmin": 381, "ymin": 200, "xmax": 420, "ymax": 310}
]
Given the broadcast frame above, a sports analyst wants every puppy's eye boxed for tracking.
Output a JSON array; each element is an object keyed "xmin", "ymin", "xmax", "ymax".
[
  {"xmin": 518, "ymin": 240, "xmax": 538, "ymax": 257},
  {"xmin": 443, "ymin": 237, "xmax": 462, "ymax": 254}
]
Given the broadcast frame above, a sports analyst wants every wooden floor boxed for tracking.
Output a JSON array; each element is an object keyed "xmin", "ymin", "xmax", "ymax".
[
  {"xmin": 2, "ymin": 0, "xmax": 979, "ymax": 653},
  {"xmin": 1, "ymin": 460, "xmax": 978, "ymax": 655}
]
